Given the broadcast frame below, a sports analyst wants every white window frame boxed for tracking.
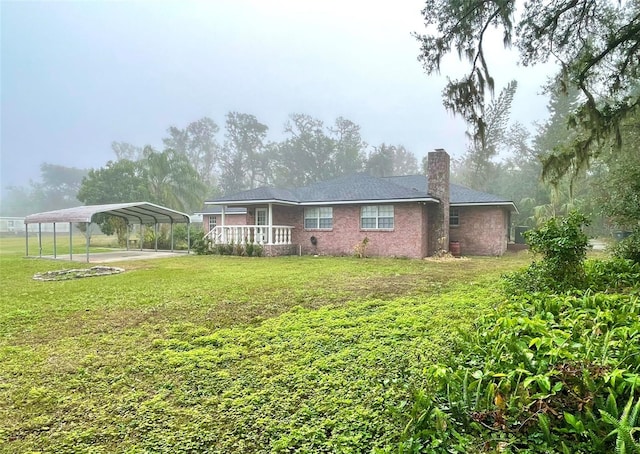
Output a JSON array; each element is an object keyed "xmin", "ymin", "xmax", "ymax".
[
  {"xmin": 450, "ymin": 207, "xmax": 460, "ymax": 227},
  {"xmin": 304, "ymin": 207, "xmax": 333, "ymax": 230},
  {"xmin": 360, "ymin": 205, "xmax": 394, "ymax": 230}
]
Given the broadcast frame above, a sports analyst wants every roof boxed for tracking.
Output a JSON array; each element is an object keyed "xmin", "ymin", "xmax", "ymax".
[
  {"xmin": 205, "ymin": 173, "xmax": 516, "ymax": 210},
  {"xmin": 385, "ymin": 175, "xmax": 515, "ymax": 206},
  {"xmin": 206, "ymin": 173, "xmax": 438, "ymax": 206},
  {"xmin": 24, "ymin": 202, "xmax": 191, "ymax": 224}
]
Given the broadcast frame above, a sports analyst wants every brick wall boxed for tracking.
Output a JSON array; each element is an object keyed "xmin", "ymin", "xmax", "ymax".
[
  {"xmin": 203, "ymin": 213, "xmax": 248, "ymax": 232},
  {"xmin": 449, "ymin": 206, "xmax": 509, "ymax": 256},
  {"xmin": 285, "ymin": 203, "xmax": 427, "ymax": 258}
]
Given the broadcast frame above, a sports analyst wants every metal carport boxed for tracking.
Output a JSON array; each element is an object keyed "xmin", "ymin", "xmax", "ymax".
[{"xmin": 24, "ymin": 202, "xmax": 191, "ymax": 262}]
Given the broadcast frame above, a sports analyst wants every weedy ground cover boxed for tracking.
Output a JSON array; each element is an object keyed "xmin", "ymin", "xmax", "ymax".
[
  {"xmin": 0, "ymin": 236, "xmax": 529, "ymax": 453},
  {"xmin": 395, "ymin": 214, "xmax": 640, "ymax": 453}
]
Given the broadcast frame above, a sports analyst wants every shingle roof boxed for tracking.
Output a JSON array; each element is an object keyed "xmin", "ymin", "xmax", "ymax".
[
  {"xmin": 385, "ymin": 175, "xmax": 513, "ymax": 204},
  {"xmin": 206, "ymin": 173, "xmax": 515, "ymax": 208}
]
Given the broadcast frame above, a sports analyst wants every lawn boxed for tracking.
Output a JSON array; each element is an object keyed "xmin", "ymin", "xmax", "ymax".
[{"xmin": 0, "ymin": 236, "xmax": 530, "ymax": 453}]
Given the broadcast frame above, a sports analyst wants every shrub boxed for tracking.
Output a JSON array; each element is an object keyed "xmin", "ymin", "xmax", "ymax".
[
  {"xmin": 611, "ymin": 228, "xmax": 640, "ymax": 264},
  {"xmin": 505, "ymin": 211, "xmax": 590, "ymax": 295},
  {"xmin": 398, "ymin": 291, "xmax": 640, "ymax": 453}
]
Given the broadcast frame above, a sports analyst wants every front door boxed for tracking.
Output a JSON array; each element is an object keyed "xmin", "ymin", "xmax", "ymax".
[{"xmin": 255, "ymin": 208, "xmax": 268, "ymax": 244}]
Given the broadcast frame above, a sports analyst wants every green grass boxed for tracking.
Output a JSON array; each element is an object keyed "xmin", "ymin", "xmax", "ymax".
[{"xmin": 0, "ymin": 236, "xmax": 531, "ymax": 453}]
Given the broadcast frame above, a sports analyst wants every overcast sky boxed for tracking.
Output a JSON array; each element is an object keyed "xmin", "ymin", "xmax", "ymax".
[{"xmin": 1, "ymin": 0, "xmax": 556, "ymax": 193}]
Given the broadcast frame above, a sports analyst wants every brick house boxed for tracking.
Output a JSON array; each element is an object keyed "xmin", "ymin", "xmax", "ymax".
[{"xmin": 199, "ymin": 150, "xmax": 517, "ymax": 257}]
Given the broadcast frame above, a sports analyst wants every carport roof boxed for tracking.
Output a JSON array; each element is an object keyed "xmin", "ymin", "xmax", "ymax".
[{"xmin": 24, "ymin": 202, "xmax": 190, "ymax": 225}]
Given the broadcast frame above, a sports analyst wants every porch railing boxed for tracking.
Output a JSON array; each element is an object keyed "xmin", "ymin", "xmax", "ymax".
[{"xmin": 205, "ymin": 225, "xmax": 294, "ymax": 245}]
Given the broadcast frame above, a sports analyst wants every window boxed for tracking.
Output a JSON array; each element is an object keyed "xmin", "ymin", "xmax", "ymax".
[
  {"xmin": 304, "ymin": 207, "xmax": 333, "ymax": 229},
  {"xmin": 361, "ymin": 205, "xmax": 394, "ymax": 229},
  {"xmin": 450, "ymin": 207, "xmax": 460, "ymax": 227}
]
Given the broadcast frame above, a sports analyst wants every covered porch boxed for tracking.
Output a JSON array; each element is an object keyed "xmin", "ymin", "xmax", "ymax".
[{"xmin": 203, "ymin": 203, "xmax": 295, "ymax": 247}]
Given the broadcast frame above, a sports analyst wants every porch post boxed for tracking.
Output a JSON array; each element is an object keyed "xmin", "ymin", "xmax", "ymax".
[
  {"xmin": 221, "ymin": 206, "xmax": 226, "ymax": 243},
  {"xmin": 268, "ymin": 203, "xmax": 273, "ymax": 245}
]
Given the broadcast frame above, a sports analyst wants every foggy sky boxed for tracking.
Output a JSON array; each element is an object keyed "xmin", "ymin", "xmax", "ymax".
[{"xmin": 1, "ymin": 0, "xmax": 555, "ymax": 194}]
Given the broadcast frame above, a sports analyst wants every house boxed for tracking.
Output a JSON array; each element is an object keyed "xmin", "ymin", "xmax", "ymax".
[{"xmin": 201, "ymin": 150, "xmax": 517, "ymax": 257}]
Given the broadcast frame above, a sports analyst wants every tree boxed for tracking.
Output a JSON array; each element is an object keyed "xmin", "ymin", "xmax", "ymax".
[
  {"xmin": 77, "ymin": 159, "xmax": 151, "ymax": 244},
  {"xmin": 162, "ymin": 117, "xmax": 221, "ymax": 189},
  {"xmin": 77, "ymin": 159, "xmax": 149, "ymax": 205},
  {"xmin": 142, "ymin": 146, "xmax": 207, "ymax": 213},
  {"xmin": 455, "ymin": 80, "xmax": 518, "ymax": 191},
  {"xmin": 366, "ymin": 144, "xmax": 419, "ymax": 177},
  {"xmin": 415, "ymin": 0, "xmax": 640, "ymax": 181},
  {"xmin": 111, "ymin": 141, "xmax": 144, "ymax": 161},
  {"xmin": 328, "ymin": 117, "xmax": 367, "ymax": 175},
  {"xmin": 219, "ymin": 112, "xmax": 269, "ymax": 193},
  {"xmin": 271, "ymin": 114, "xmax": 336, "ymax": 187},
  {"xmin": 3, "ymin": 163, "xmax": 87, "ymax": 215},
  {"xmin": 595, "ymin": 112, "xmax": 640, "ymax": 230}
]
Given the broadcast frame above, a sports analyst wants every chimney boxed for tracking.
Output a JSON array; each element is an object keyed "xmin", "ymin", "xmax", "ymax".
[{"xmin": 427, "ymin": 149, "xmax": 450, "ymax": 255}]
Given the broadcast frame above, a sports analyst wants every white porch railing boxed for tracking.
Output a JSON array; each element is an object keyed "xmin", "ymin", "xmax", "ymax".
[{"xmin": 204, "ymin": 225, "xmax": 294, "ymax": 245}]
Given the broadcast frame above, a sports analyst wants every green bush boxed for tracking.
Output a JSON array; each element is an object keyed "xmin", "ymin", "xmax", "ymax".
[
  {"xmin": 505, "ymin": 211, "xmax": 590, "ymax": 295},
  {"xmin": 397, "ymin": 290, "xmax": 640, "ymax": 453},
  {"xmin": 611, "ymin": 228, "xmax": 640, "ymax": 264}
]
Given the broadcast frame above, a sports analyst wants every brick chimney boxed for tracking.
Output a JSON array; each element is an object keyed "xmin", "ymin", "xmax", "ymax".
[{"xmin": 427, "ymin": 149, "xmax": 450, "ymax": 255}]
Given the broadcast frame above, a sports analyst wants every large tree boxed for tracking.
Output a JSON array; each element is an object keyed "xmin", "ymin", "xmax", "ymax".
[
  {"xmin": 3, "ymin": 163, "xmax": 87, "ymax": 215},
  {"xmin": 162, "ymin": 117, "xmax": 221, "ymax": 189},
  {"xmin": 415, "ymin": 0, "xmax": 639, "ymax": 182},
  {"xmin": 219, "ymin": 112, "xmax": 269, "ymax": 193},
  {"xmin": 455, "ymin": 80, "xmax": 518, "ymax": 191},
  {"xmin": 366, "ymin": 144, "xmax": 419, "ymax": 177},
  {"xmin": 142, "ymin": 146, "xmax": 207, "ymax": 213}
]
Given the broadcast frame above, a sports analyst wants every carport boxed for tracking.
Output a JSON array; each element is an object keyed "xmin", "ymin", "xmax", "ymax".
[{"xmin": 24, "ymin": 202, "xmax": 191, "ymax": 263}]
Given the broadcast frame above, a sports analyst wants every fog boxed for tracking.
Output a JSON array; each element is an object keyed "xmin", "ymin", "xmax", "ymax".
[{"xmin": 1, "ymin": 0, "xmax": 554, "ymax": 196}]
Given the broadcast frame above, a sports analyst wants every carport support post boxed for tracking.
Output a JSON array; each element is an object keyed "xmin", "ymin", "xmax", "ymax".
[
  {"xmin": 53, "ymin": 223, "xmax": 57, "ymax": 259},
  {"xmin": 25, "ymin": 224, "xmax": 29, "ymax": 257},
  {"xmin": 170, "ymin": 221, "xmax": 174, "ymax": 252},
  {"xmin": 187, "ymin": 221, "xmax": 191, "ymax": 255},
  {"xmin": 38, "ymin": 224, "xmax": 42, "ymax": 258},
  {"xmin": 69, "ymin": 222, "xmax": 73, "ymax": 261},
  {"xmin": 154, "ymin": 223, "xmax": 158, "ymax": 251},
  {"xmin": 126, "ymin": 223, "xmax": 130, "ymax": 251},
  {"xmin": 85, "ymin": 222, "xmax": 90, "ymax": 263}
]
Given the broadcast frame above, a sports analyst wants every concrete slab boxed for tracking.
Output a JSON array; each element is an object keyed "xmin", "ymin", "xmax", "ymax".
[{"xmin": 36, "ymin": 250, "xmax": 189, "ymax": 263}]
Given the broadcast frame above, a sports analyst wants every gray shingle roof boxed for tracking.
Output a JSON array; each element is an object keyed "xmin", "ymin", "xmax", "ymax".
[
  {"xmin": 206, "ymin": 173, "xmax": 515, "ymax": 208},
  {"xmin": 385, "ymin": 175, "xmax": 513, "ymax": 204}
]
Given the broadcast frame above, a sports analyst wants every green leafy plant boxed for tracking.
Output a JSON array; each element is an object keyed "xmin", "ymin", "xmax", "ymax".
[
  {"xmin": 600, "ymin": 394, "xmax": 640, "ymax": 454},
  {"xmin": 611, "ymin": 228, "xmax": 640, "ymax": 264},
  {"xmin": 505, "ymin": 211, "xmax": 591, "ymax": 294}
]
